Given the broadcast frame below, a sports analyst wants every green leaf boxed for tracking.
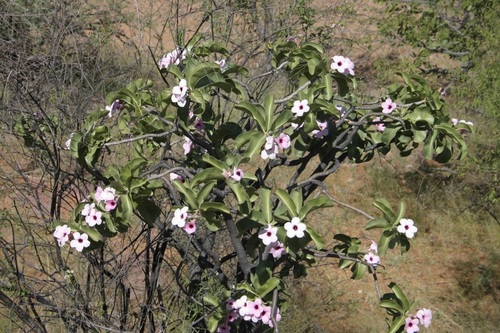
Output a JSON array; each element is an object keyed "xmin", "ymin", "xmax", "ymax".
[
  {"xmin": 365, "ymin": 218, "xmax": 390, "ymax": 230},
  {"xmin": 202, "ymin": 211, "xmax": 222, "ymax": 231},
  {"xmin": 388, "ymin": 316, "xmax": 406, "ymax": 333},
  {"xmin": 207, "ymin": 315, "xmax": 220, "ymax": 333},
  {"xmin": 260, "ymin": 188, "xmax": 273, "ymax": 224},
  {"xmin": 338, "ymin": 259, "xmax": 353, "ymax": 270},
  {"xmin": 351, "ymin": 262, "xmax": 367, "ymax": 280},
  {"xmin": 115, "ymin": 194, "xmax": 133, "ymax": 231},
  {"xmin": 203, "ymin": 294, "xmax": 220, "ymax": 307},
  {"xmin": 377, "ymin": 230, "xmax": 393, "ymax": 256},
  {"xmin": 201, "ymin": 154, "xmax": 229, "ymax": 171},
  {"xmin": 263, "ymin": 95, "xmax": 275, "ymax": 132},
  {"xmin": 394, "ymin": 202, "xmax": 406, "ymax": 226},
  {"xmin": 332, "ymin": 73, "xmax": 349, "ymax": 96},
  {"xmin": 136, "ymin": 199, "xmax": 161, "ymax": 226},
  {"xmin": 212, "ymin": 122, "xmax": 242, "ymax": 144},
  {"xmin": 299, "ymin": 195, "xmax": 332, "ymax": 219},
  {"xmin": 191, "ymin": 167, "xmax": 225, "ymax": 187},
  {"xmin": 276, "ymin": 189, "xmax": 298, "ymax": 216},
  {"xmin": 256, "ymin": 277, "xmax": 281, "ymax": 298},
  {"xmin": 121, "ymin": 158, "xmax": 147, "ymax": 181},
  {"xmin": 435, "ymin": 124, "xmax": 468, "ymax": 159},
  {"xmin": 407, "ymin": 105, "xmax": 434, "ymax": 125},
  {"xmin": 173, "ymin": 181, "xmax": 198, "ymax": 209},
  {"xmin": 381, "ymin": 126, "xmax": 400, "ymax": 145},
  {"xmin": 198, "ymin": 40, "xmax": 230, "ymax": 56},
  {"xmin": 301, "ymin": 42, "xmax": 324, "ymax": 54},
  {"xmin": 323, "ymin": 73, "xmax": 333, "ymax": 100},
  {"xmin": 379, "ymin": 300, "xmax": 403, "ymax": 313},
  {"xmin": 104, "ymin": 213, "xmax": 117, "ymax": 234},
  {"xmin": 235, "ymin": 130, "xmax": 258, "ymax": 148},
  {"xmin": 197, "ymin": 181, "xmax": 216, "ymax": 206},
  {"xmin": 235, "ymin": 102, "xmax": 266, "ymax": 131},
  {"xmin": 200, "ymin": 202, "xmax": 230, "ymax": 214},
  {"xmin": 290, "ymin": 189, "xmax": 303, "ymax": 212},
  {"xmin": 373, "ymin": 199, "xmax": 395, "ymax": 220},
  {"xmin": 306, "ymin": 226, "xmax": 325, "ymax": 250},
  {"xmin": 243, "ymin": 133, "xmax": 267, "ymax": 159},
  {"xmin": 69, "ymin": 132, "xmax": 82, "ymax": 159},
  {"xmin": 422, "ymin": 130, "xmax": 438, "ymax": 159},
  {"xmin": 185, "ymin": 61, "xmax": 224, "ymax": 90},
  {"xmin": 79, "ymin": 225, "xmax": 102, "ymax": 242},
  {"xmin": 390, "ymin": 282, "xmax": 410, "ymax": 311},
  {"xmin": 271, "ymin": 109, "xmax": 292, "ymax": 131},
  {"xmin": 227, "ymin": 182, "xmax": 248, "ymax": 205}
]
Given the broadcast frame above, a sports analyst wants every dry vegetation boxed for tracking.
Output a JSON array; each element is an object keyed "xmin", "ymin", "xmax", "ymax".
[{"xmin": 1, "ymin": 0, "xmax": 498, "ymax": 332}]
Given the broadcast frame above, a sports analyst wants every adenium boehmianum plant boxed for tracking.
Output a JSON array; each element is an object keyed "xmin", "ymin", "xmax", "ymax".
[{"xmin": 54, "ymin": 35, "xmax": 472, "ymax": 332}]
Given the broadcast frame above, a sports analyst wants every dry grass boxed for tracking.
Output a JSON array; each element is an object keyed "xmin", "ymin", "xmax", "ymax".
[
  {"xmin": 1, "ymin": 0, "xmax": 499, "ymax": 332},
  {"xmin": 279, "ymin": 153, "xmax": 500, "ymax": 332}
]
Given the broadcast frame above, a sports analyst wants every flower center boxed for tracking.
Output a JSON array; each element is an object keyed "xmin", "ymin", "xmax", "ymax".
[{"xmin": 293, "ymin": 225, "xmax": 298, "ymax": 231}]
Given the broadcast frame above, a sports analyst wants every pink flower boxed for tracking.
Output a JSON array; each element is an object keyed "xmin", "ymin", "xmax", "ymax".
[
  {"xmin": 312, "ymin": 120, "xmax": 329, "ymax": 138},
  {"xmin": 172, "ymin": 206, "xmax": 189, "ymax": 228},
  {"xmin": 183, "ymin": 220, "xmax": 197, "ymax": 234},
  {"xmin": 231, "ymin": 168, "xmax": 244, "ymax": 182},
  {"xmin": 276, "ymin": 133, "xmax": 291, "ymax": 150},
  {"xmin": 451, "ymin": 118, "xmax": 458, "ymax": 126},
  {"xmin": 291, "ymin": 122, "xmax": 304, "ymax": 131},
  {"xmin": 194, "ymin": 118, "xmax": 205, "ymax": 132},
  {"xmin": 81, "ymin": 203, "xmax": 95, "ymax": 216},
  {"xmin": 226, "ymin": 310, "xmax": 239, "ymax": 323},
  {"xmin": 105, "ymin": 199, "xmax": 118, "ymax": 212},
  {"xmin": 370, "ymin": 240, "xmax": 378, "ymax": 253},
  {"xmin": 258, "ymin": 225, "xmax": 278, "ymax": 245},
  {"xmin": 95, "ymin": 187, "xmax": 116, "ymax": 202},
  {"xmin": 158, "ymin": 48, "xmax": 186, "ymax": 68},
  {"xmin": 105, "ymin": 100, "xmax": 123, "ymax": 118},
  {"xmin": 259, "ymin": 305, "xmax": 272, "ymax": 325},
  {"xmin": 53, "ymin": 225, "xmax": 71, "ymax": 246},
  {"xmin": 269, "ymin": 241, "xmax": 285, "ymax": 259},
  {"xmin": 226, "ymin": 298, "xmax": 236, "ymax": 310},
  {"xmin": 261, "ymin": 136, "xmax": 279, "ymax": 160},
  {"xmin": 248, "ymin": 298, "xmax": 263, "ymax": 321},
  {"xmin": 416, "ymin": 308, "xmax": 432, "ymax": 328},
  {"xmin": 397, "ymin": 218, "xmax": 418, "ymax": 238},
  {"xmin": 336, "ymin": 105, "xmax": 347, "ymax": 118},
  {"xmin": 331, "ymin": 55, "xmax": 355, "ymax": 76},
  {"xmin": 183, "ymin": 136, "xmax": 193, "ymax": 155},
  {"xmin": 70, "ymin": 232, "xmax": 91, "ymax": 252},
  {"xmin": 215, "ymin": 59, "xmax": 228, "ymax": 72},
  {"xmin": 381, "ymin": 98, "xmax": 397, "ymax": 114},
  {"xmin": 267, "ymin": 307, "xmax": 281, "ymax": 328},
  {"xmin": 169, "ymin": 172, "xmax": 184, "ymax": 182},
  {"xmin": 234, "ymin": 295, "xmax": 249, "ymax": 316},
  {"xmin": 216, "ymin": 324, "xmax": 231, "ymax": 333},
  {"xmin": 404, "ymin": 316, "xmax": 420, "ymax": 333},
  {"xmin": 291, "ymin": 99, "xmax": 310, "ymax": 117},
  {"xmin": 65, "ymin": 133, "xmax": 74, "ymax": 149},
  {"xmin": 171, "ymin": 79, "xmax": 188, "ymax": 107},
  {"xmin": 373, "ymin": 117, "xmax": 385, "ymax": 132},
  {"xmin": 284, "ymin": 217, "xmax": 306, "ymax": 238},
  {"xmin": 85, "ymin": 207, "xmax": 102, "ymax": 227},
  {"xmin": 364, "ymin": 252, "xmax": 380, "ymax": 265}
]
